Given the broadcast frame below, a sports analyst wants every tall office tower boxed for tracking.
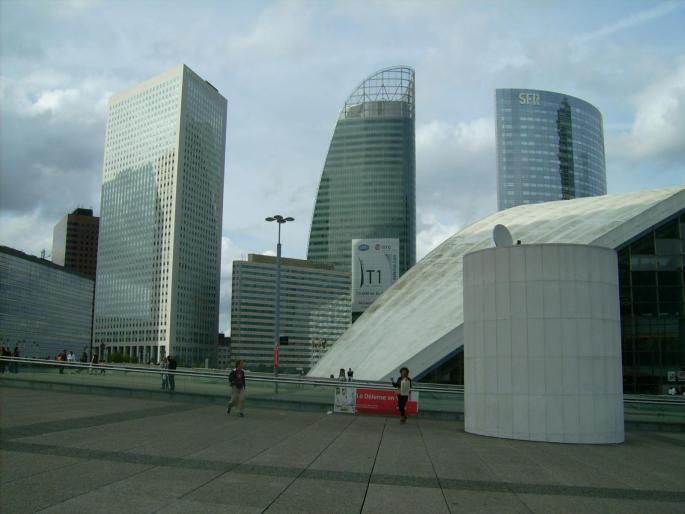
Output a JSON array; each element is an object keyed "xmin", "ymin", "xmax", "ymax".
[
  {"xmin": 52, "ymin": 208, "xmax": 100, "ymax": 278},
  {"xmin": 231, "ymin": 254, "xmax": 351, "ymax": 373},
  {"xmin": 94, "ymin": 65, "xmax": 227, "ymax": 366},
  {"xmin": 308, "ymin": 66, "xmax": 416, "ymax": 275},
  {"xmin": 496, "ymin": 89, "xmax": 606, "ymax": 211}
]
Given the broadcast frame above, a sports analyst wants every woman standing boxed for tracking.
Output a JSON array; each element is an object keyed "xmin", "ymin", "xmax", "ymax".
[{"xmin": 392, "ymin": 367, "xmax": 412, "ymax": 424}]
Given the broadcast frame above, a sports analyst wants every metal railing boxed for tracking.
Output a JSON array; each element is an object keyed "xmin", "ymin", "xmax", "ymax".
[{"xmin": 1, "ymin": 356, "xmax": 684, "ymax": 410}]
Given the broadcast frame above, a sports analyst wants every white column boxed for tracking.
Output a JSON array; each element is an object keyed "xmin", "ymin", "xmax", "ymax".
[{"xmin": 463, "ymin": 243, "xmax": 624, "ymax": 444}]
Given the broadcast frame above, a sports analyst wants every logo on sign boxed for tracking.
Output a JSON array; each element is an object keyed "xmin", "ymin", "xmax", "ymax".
[
  {"xmin": 358, "ymin": 244, "xmax": 369, "ymax": 251},
  {"xmin": 518, "ymin": 92, "xmax": 540, "ymax": 105}
]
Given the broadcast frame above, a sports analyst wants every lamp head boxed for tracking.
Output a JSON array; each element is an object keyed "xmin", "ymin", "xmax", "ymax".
[{"xmin": 265, "ymin": 217, "xmax": 275, "ymax": 222}]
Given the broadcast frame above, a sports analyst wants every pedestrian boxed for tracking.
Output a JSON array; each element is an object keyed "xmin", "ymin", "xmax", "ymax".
[
  {"xmin": 227, "ymin": 360, "xmax": 246, "ymax": 417},
  {"xmin": 160, "ymin": 356, "xmax": 169, "ymax": 390},
  {"xmin": 0, "ymin": 347, "xmax": 7, "ymax": 374},
  {"xmin": 167, "ymin": 355, "xmax": 177, "ymax": 391},
  {"xmin": 57, "ymin": 350, "xmax": 67, "ymax": 374},
  {"xmin": 338, "ymin": 368, "xmax": 346, "ymax": 381},
  {"xmin": 11, "ymin": 346, "xmax": 19, "ymax": 373},
  {"xmin": 347, "ymin": 367, "xmax": 353, "ymax": 382},
  {"xmin": 391, "ymin": 367, "xmax": 412, "ymax": 424}
]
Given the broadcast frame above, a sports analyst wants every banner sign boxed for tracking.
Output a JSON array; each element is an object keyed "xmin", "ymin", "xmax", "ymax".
[
  {"xmin": 355, "ymin": 388, "xmax": 419, "ymax": 416},
  {"xmin": 351, "ymin": 239, "xmax": 399, "ymax": 312},
  {"xmin": 333, "ymin": 385, "xmax": 356, "ymax": 414}
]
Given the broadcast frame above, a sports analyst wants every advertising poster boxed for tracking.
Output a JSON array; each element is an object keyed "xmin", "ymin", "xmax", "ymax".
[
  {"xmin": 351, "ymin": 239, "xmax": 399, "ymax": 312},
  {"xmin": 354, "ymin": 388, "xmax": 419, "ymax": 416},
  {"xmin": 334, "ymin": 385, "xmax": 356, "ymax": 414}
]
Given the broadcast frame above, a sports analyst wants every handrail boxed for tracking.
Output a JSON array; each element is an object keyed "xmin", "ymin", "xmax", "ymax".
[
  {"xmin": 0, "ymin": 357, "xmax": 463, "ymax": 394},
  {"xmin": 2, "ymin": 357, "xmax": 684, "ymax": 406}
]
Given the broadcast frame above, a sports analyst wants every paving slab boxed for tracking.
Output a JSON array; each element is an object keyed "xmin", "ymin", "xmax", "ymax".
[
  {"xmin": 1, "ymin": 387, "xmax": 685, "ymax": 514},
  {"xmin": 361, "ymin": 484, "xmax": 450, "ymax": 514},
  {"xmin": 265, "ymin": 478, "xmax": 367, "ymax": 513}
]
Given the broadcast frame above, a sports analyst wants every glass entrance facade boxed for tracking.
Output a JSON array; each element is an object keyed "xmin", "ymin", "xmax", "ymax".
[{"xmin": 619, "ymin": 213, "xmax": 685, "ymax": 394}]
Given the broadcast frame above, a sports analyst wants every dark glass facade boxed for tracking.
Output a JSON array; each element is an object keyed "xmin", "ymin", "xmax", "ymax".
[
  {"xmin": 308, "ymin": 67, "xmax": 416, "ymax": 275},
  {"xmin": 619, "ymin": 213, "xmax": 685, "ymax": 394},
  {"xmin": 52, "ymin": 208, "xmax": 100, "ymax": 278},
  {"xmin": 496, "ymin": 89, "xmax": 606, "ymax": 210}
]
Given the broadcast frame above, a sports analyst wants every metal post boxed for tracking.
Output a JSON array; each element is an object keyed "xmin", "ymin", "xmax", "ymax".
[{"xmin": 275, "ymin": 223, "xmax": 281, "ymax": 380}]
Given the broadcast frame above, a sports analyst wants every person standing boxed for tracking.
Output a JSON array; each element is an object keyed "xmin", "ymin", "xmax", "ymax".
[
  {"xmin": 160, "ymin": 357, "xmax": 169, "ymax": 390},
  {"xmin": 338, "ymin": 368, "xmax": 346, "ymax": 381},
  {"xmin": 167, "ymin": 355, "xmax": 177, "ymax": 391},
  {"xmin": 392, "ymin": 367, "xmax": 412, "ymax": 424},
  {"xmin": 227, "ymin": 360, "xmax": 246, "ymax": 417},
  {"xmin": 347, "ymin": 368, "xmax": 353, "ymax": 382}
]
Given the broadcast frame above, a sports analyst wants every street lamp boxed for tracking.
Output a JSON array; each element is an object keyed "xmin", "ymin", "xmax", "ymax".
[{"xmin": 265, "ymin": 215, "xmax": 294, "ymax": 379}]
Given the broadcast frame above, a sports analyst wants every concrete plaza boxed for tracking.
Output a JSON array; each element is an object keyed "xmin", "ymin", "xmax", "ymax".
[{"xmin": 1, "ymin": 387, "xmax": 685, "ymax": 514}]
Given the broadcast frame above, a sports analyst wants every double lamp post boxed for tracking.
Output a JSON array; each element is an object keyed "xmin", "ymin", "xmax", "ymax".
[{"xmin": 265, "ymin": 215, "xmax": 294, "ymax": 378}]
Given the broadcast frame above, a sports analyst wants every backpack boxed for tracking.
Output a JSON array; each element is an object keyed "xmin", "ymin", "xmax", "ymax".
[{"xmin": 229, "ymin": 369, "xmax": 236, "ymax": 386}]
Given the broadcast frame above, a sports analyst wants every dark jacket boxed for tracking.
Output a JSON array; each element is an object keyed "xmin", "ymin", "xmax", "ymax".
[
  {"xmin": 229, "ymin": 368, "xmax": 246, "ymax": 389},
  {"xmin": 168, "ymin": 357, "xmax": 177, "ymax": 370}
]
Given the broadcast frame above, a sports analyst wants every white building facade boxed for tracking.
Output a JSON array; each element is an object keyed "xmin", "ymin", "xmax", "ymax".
[{"xmin": 94, "ymin": 65, "xmax": 227, "ymax": 366}]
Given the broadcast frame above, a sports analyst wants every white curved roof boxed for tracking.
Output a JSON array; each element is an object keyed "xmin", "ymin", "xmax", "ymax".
[{"xmin": 309, "ymin": 186, "xmax": 685, "ymax": 380}]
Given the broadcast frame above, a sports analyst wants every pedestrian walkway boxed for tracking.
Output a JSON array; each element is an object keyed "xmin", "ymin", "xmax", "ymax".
[{"xmin": 1, "ymin": 387, "xmax": 685, "ymax": 513}]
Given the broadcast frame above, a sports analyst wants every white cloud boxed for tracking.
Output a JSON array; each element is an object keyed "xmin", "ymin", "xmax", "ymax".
[
  {"xmin": 416, "ymin": 117, "xmax": 497, "ymax": 228},
  {"xmin": 0, "ymin": 211, "xmax": 53, "ymax": 257},
  {"xmin": 572, "ymin": 2, "xmax": 683, "ymax": 47},
  {"xmin": 416, "ymin": 210, "xmax": 460, "ymax": 260},
  {"xmin": 612, "ymin": 62, "xmax": 685, "ymax": 164}
]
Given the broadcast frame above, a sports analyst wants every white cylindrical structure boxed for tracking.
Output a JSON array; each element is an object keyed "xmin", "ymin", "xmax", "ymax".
[{"xmin": 463, "ymin": 243, "xmax": 624, "ymax": 444}]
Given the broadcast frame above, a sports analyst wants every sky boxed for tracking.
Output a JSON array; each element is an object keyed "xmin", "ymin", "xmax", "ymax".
[{"xmin": 1, "ymin": 0, "xmax": 684, "ymax": 334}]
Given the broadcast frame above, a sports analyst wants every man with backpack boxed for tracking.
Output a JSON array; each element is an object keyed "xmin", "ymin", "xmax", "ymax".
[{"xmin": 227, "ymin": 360, "xmax": 246, "ymax": 417}]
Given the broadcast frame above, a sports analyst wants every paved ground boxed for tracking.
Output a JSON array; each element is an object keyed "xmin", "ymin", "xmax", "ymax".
[{"xmin": 1, "ymin": 387, "xmax": 685, "ymax": 514}]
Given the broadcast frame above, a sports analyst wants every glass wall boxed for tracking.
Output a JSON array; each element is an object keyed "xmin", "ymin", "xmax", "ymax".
[
  {"xmin": 619, "ymin": 213, "xmax": 685, "ymax": 393},
  {"xmin": 0, "ymin": 247, "xmax": 94, "ymax": 358},
  {"xmin": 496, "ymin": 88, "xmax": 606, "ymax": 210},
  {"xmin": 308, "ymin": 67, "xmax": 416, "ymax": 275}
]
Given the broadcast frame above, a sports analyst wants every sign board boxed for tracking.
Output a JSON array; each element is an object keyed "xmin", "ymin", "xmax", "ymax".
[
  {"xmin": 667, "ymin": 371, "xmax": 676, "ymax": 383},
  {"xmin": 351, "ymin": 239, "xmax": 399, "ymax": 312},
  {"xmin": 678, "ymin": 370, "xmax": 685, "ymax": 382},
  {"xmin": 334, "ymin": 385, "xmax": 356, "ymax": 414},
  {"xmin": 274, "ymin": 346, "xmax": 279, "ymax": 368},
  {"xmin": 354, "ymin": 388, "xmax": 419, "ymax": 416}
]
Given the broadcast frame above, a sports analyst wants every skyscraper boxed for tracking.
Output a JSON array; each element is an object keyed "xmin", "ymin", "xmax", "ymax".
[
  {"xmin": 308, "ymin": 66, "xmax": 416, "ymax": 275},
  {"xmin": 52, "ymin": 208, "xmax": 99, "ymax": 278},
  {"xmin": 496, "ymin": 88, "xmax": 606, "ymax": 211},
  {"xmin": 94, "ymin": 65, "xmax": 227, "ymax": 366}
]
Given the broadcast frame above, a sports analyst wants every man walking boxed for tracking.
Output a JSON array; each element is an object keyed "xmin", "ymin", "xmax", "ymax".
[{"xmin": 227, "ymin": 360, "xmax": 246, "ymax": 417}]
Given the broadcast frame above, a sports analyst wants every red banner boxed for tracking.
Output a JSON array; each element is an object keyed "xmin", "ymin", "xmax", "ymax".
[
  {"xmin": 354, "ymin": 388, "xmax": 419, "ymax": 416},
  {"xmin": 274, "ymin": 347, "xmax": 279, "ymax": 368}
]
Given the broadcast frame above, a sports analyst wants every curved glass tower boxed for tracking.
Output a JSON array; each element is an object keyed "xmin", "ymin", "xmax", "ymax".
[
  {"xmin": 307, "ymin": 66, "xmax": 416, "ymax": 275},
  {"xmin": 496, "ymin": 89, "xmax": 606, "ymax": 211}
]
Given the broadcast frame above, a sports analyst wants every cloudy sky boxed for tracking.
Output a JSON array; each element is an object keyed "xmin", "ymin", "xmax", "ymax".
[{"xmin": 1, "ymin": 0, "xmax": 684, "ymax": 333}]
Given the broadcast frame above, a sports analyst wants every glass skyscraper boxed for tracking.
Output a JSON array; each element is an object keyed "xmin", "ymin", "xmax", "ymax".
[
  {"xmin": 94, "ymin": 65, "xmax": 227, "ymax": 366},
  {"xmin": 496, "ymin": 88, "xmax": 606, "ymax": 211},
  {"xmin": 308, "ymin": 66, "xmax": 416, "ymax": 275}
]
